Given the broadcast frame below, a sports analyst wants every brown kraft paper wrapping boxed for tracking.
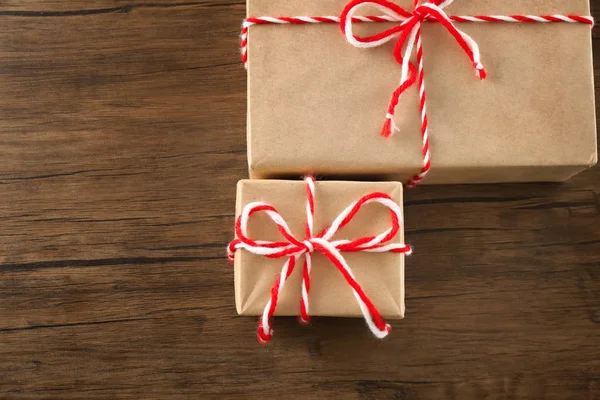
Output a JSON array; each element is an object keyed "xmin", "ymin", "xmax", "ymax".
[
  {"xmin": 246, "ymin": 0, "xmax": 597, "ymax": 184},
  {"xmin": 234, "ymin": 179, "xmax": 406, "ymax": 318}
]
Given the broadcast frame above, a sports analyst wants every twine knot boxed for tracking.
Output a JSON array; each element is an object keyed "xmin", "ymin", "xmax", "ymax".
[{"xmin": 302, "ymin": 240, "xmax": 315, "ymax": 254}]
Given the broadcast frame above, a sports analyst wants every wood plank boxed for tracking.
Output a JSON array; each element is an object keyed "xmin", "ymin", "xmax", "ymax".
[{"xmin": 0, "ymin": 1, "xmax": 244, "ymax": 13}]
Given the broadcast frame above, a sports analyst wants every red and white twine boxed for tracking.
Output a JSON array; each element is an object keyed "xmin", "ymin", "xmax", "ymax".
[
  {"xmin": 240, "ymin": 0, "xmax": 593, "ymax": 186},
  {"xmin": 228, "ymin": 176, "xmax": 412, "ymax": 343}
]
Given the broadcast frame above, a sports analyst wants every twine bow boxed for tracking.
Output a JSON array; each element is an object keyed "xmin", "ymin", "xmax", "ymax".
[
  {"xmin": 341, "ymin": 0, "xmax": 485, "ymax": 186},
  {"xmin": 228, "ymin": 177, "xmax": 412, "ymax": 343}
]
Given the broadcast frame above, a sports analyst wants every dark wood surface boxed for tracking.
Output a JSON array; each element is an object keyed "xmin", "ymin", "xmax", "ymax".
[{"xmin": 0, "ymin": 1, "xmax": 599, "ymax": 398}]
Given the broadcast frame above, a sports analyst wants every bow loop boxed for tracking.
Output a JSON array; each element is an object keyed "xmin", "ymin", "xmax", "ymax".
[
  {"xmin": 341, "ymin": 0, "xmax": 411, "ymax": 48},
  {"xmin": 228, "ymin": 202, "xmax": 304, "ymax": 263},
  {"xmin": 318, "ymin": 192, "xmax": 404, "ymax": 253}
]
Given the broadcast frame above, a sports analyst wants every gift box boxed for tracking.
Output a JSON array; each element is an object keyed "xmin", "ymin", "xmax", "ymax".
[
  {"xmin": 229, "ymin": 178, "xmax": 410, "ymax": 341},
  {"xmin": 244, "ymin": 0, "xmax": 597, "ymax": 184}
]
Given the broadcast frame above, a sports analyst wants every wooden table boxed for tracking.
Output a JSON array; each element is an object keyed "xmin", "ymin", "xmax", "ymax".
[{"xmin": 1, "ymin": 1, "xmax": 598, "ymax": 398}]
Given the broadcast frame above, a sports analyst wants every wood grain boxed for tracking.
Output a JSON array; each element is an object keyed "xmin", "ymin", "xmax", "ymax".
[{"xmin": 0, "ymin": 1, "xmax": 598, "ymax": 398}]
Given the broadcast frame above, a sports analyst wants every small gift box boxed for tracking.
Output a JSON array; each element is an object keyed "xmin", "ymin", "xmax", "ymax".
[
  {"xmin": 243, "ymin": 0, "xmax": 596, "ymax": 185},
  {"xmin": 228, "ymin": 178, "xmax": 410, "ymax": 343}
]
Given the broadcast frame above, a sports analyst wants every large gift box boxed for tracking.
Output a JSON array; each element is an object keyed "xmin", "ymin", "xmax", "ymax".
[
  {"xmin": 229, "ymin": 178, "xmax": 410, "ymax": 341},
  {"xmin": 245, "ymin": 0, "xmax": 597, "ymax": 184}
]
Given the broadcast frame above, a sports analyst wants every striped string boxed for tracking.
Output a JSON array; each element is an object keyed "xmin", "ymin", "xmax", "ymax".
[{"xmin": 228, "ymin": 176, "xmax": 412, "ymax": 344}]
